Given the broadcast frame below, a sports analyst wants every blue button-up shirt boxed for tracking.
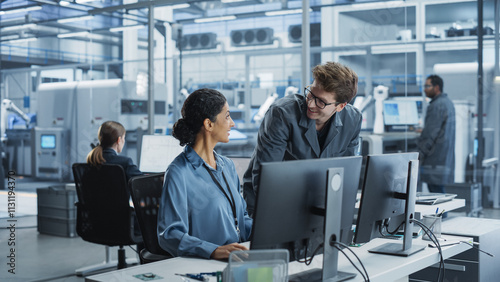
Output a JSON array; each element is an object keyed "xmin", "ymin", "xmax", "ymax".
[{"xmin": 157, "ymin": 145, "xmax": 253, "ymax": 259}]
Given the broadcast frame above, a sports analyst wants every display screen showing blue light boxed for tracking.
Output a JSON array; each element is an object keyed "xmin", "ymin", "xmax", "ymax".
[{"xmin": 41, "ymin": 135, "xmax": 56, "ymax": 149}]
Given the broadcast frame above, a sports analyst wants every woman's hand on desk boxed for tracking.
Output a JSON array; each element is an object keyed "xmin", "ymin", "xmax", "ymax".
[{"xmin": 210, "ymin": 243, "xmax": 248, "ymax": 260}]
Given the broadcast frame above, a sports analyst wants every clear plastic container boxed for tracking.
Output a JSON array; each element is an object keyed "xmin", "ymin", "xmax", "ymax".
[{"xmin": 223, "ymin": 249, "xmax": 289, "ymax": 282}]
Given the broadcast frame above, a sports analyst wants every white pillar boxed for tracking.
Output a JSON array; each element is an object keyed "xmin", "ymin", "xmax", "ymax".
[{"xmin": 123, "ymin": 0, "xmax": 140, "ymax": 81}]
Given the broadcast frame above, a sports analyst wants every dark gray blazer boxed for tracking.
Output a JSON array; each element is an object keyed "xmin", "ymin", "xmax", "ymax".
[
  {"xmin": 103, "ymin": 148, "xmax": 143, "ymax": 182},
  {"xmin": 243, "ymin": 94, "xmax": 362, "ymax": 215},
  {"xmin": 417, "ymin": 93, "xmax": 456, "ymax": 185}
]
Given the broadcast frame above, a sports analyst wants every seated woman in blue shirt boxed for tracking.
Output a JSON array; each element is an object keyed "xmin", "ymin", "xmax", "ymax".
[
  {"xmin": 157, "ymin": 88, "xmax": 253, "ymax": 260},
  {"xmin": 86, "ymin": 120, "xmax": 142, "ymax": 181}
]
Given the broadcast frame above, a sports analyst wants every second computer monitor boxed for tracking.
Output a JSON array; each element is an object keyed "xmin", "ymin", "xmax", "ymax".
[
  {"xmin": 139, "ymin": 135, "xmax": 184, "ymax": 173},
  {"xmin": 383, "ymin": 100, "xmax": 419, "ymax": 127},
  {"xmin": 250, "ymin": 156, "xmax": 363, "ymax": 261},
  {"xmin": 354, "ymin": 152, "xmax": 424, "ymax": 256}
]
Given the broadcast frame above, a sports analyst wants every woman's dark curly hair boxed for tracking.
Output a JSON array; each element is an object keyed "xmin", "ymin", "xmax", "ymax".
[{"xmin": 172, "ymin": 88, "xmax": 227, "ymax": 146}]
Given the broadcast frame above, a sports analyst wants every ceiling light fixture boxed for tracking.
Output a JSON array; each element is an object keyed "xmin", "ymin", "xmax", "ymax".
[
  {"xmin": 8, "ymin": 37, "xmax": 37, "ymax": 43},
  {"xmin": 265, "ymin": 8, "xmax": 310, "ymax": 16},
  {"xmin": 194, "ymin": 15, "xmax": 236, "ymax": 23},
  {"xmin": 221, "ymin": 0, "xmax": 247, "ymax": 3},
  {"xmin": 57, "ymin": 31, "xmax": 90, "ymax": 38},
  {"xmin": 0, "ymin": 6, "xmax": 42, "ymax": 15},
  {"xmin": 59, "ymin": 1, "xmax": 71, "ymax": 6},
  {"xmin": 58, "ymin": 15, "xmax": 94, "ymax": 23},
  {"xmin": 109, "ymin": 25, "xmax": 145, "ymax": 32},
  {"xmin": 1, "ymin": 23, "xmax": 37, "ymax": 32},
  {"xmin": 172, "ymin": 4, "xmax": 190, "ymax": 9},
  {"xmin": 1, "ymin": 35, "xmax": 20, "ymax": 41}
]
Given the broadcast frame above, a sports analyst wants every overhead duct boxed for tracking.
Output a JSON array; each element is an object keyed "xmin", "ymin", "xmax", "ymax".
[
  {"xmin": 230, "ymin": 28, "xmax": 274, "ymax": 47},
  {"xmin": 288, "ymin": 23, "xmax": 321, "ymax": 46},
  {"xmin": 180, "ymin": 33, "xmax": 218, "ymax": 50}
]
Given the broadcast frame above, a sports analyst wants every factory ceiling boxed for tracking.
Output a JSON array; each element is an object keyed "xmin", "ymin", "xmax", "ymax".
[
  {"xmin": 0, "ymin": 0, "xmax": 379, "ymax": 44},
  {"xmin": 0, "ymin": 0, "xmax": 291, "ymax": 43}
]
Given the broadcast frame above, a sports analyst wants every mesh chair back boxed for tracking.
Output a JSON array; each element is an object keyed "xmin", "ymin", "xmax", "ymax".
[
  {"xmin": 72, "ymin": 163, "xmax": 141, "ymax": 246},
  {"xmin": 129, "ymin": 173, "xmax": 172, "ymax": 257}
]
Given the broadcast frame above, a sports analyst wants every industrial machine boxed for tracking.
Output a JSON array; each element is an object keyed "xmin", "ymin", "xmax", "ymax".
[
  {"xmin": 434, "ymin": 62, "xmax": 498, "ymax": 207},
  {"xmin": 1, "ymin": 99, "xmax": 31, "ymax": 142},
  {"xmin": 0, "ymin": 99, "xmax": 32, "ymax": 187},
  {"xmin": 373, "ymin": 85, "xmax": 389, "ymax": 134},
  {"xmin": 35, "ymin": 79, "xmax": 168, "ymax": 180},
  {"xmin": 31, "ymin": 127, "xmax": 69, "ymax": 180}
]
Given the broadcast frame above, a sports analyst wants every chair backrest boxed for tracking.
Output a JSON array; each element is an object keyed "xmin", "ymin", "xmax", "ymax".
[
  {"xmin": 229, "ymin": 157, "xmax": 251, "ymax": 185},
  {"xmin": 72, "ymin": 163, "xmax": 140, "ymax": 246},
  {"xmin": 129, "ymin": 173, "xmax": 172, "ymax": 257}
]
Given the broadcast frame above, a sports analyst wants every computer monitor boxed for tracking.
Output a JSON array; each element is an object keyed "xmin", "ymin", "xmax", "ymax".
[
  {"xmin": 251, "ymin": 156, "xmax": 363, "ymax": 281},
  {"xmin": 139, "ymin": 135, "xmax": 184, "ymax": 173},
  {"xmin": 354, "ymin": 153, "xmax": 425, "ymax": 257},
  {"xmin": 383, "ymin": 100, "xmax": 419, "ymax": 126}
]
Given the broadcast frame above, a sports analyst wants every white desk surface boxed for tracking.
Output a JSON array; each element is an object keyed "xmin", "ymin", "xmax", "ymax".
[{"xmin": 86, "ymin": 235, "xmax": 471, "ymax": 282}]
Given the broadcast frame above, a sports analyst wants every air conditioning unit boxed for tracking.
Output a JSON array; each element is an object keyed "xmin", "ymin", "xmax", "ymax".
[
  {"xmin": 180, "ymin": 33, "xmax": 218, "ymax": 50},
  {"xmin": 230, "ymin": 28, "xmax": 274, "ymax": 47},
  {"xmin": 288, "ymin": 23, "xmax": 321, "ymax": 47}
]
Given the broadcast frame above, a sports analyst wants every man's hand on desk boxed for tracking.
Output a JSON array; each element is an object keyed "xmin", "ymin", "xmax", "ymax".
[{"xmin": 210, "ymin": 243, "xmax": 248, "ymax": 260}]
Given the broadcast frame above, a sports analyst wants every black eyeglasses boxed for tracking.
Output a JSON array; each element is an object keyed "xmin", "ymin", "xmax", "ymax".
[
  {"xmin": 304, "ymin": 87, "xmax": 340, "ymax": 109},
  {"xmin": 424, "ymin": 84, "xmax": 433, "ymax": 89}
]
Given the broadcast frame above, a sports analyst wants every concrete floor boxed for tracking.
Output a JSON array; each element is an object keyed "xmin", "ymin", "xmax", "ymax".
[
  {"xmin": 1, "ymin": 178, "xmax": 500, "ymax": 282},
  {"xmin": 0, "ymin": 178, "xmax": 138, "ymax": 282}
]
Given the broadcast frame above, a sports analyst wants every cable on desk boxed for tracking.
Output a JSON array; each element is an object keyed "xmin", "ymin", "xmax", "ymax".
[
  {"xmin": 412, "ymin": 219, "xmax": 444, "ymax": 282},
  {"xmin": 334, "ymin": 241, "xmax": 370, "ymax": 282},
  {"xmin": 412, "ymin": 219, "xmax": 445, "ymax": 282},
  {"xmin": 460, "ymin": 241, "xmax": 495, "ymax": 257}
]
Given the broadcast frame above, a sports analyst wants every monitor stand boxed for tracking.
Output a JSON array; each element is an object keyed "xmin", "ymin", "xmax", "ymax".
[
  {"xmin": 369, "ymin": 160, "xmax": 425, "ymax": 257},
  {"xmin": 290, "ymin": 168, "xmax": 356, "ymax": 282}
]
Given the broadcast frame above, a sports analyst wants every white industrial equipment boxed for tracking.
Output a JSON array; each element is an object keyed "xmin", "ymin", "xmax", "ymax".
[
  {"xmin": 32, "ymin": 127, "xmax": 69, "ymax": 180},
  {"xmin": 36, "ymin": 79, "xmax": 168, "ymax": 179},
  {"xmin": 373, "ymin": 85, "xmax": 389, "ymax": 134},
  {"xmin": 253, "ymin": 93, "xmax": 278, "ymax": 124},
  {"xmin": 1, "ymin": 99, "xmax": 30, "ymax": 142},
  {"xmin": 284, "ymin": 86, "xmax": 299, "ymax": 97},
  {"xmin": 434, "ymin": 63, "xmax": 495, "ymax": 185}
]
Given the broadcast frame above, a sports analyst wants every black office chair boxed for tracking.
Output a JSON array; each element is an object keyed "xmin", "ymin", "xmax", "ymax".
[
  {"xmin": 129, "ymin": 173, "xmax": 173, "ymax": 264},
  {"xmin": 72, "ymin": 163, "xmax": 143, "ymax": 276}
]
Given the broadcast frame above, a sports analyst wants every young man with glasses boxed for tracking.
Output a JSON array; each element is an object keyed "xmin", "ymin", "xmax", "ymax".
[
  {"xmin": 243, "ymin": 61, "xmax": 362, "ymax": 216},
  {"xmin": 417, "ymin": 74, "xmax": 455, "ymax": 194}
]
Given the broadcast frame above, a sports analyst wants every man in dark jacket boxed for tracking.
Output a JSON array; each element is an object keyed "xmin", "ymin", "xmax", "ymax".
[
  {"xmin": 243, "ymin": 62, "xmax": 362, "ymax": 216},
  {"xmin": 418, "ymin": 75, "xmax": 456, "ymax": 193}
]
